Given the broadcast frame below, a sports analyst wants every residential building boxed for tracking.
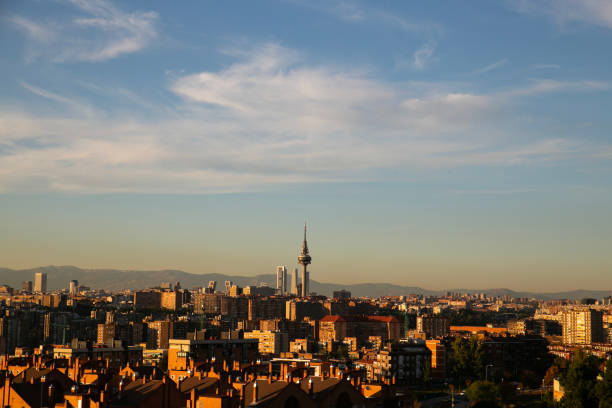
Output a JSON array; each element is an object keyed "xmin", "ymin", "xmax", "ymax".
[
  {"xmin": 161, "ymin": 291, "xmax": 182, "ymax": 310},
  {"xmin": 333, "ymin": 289, "xmax": 351, "ymax": 300},
  {"xmin": 562, "ymin": 308, "xmax": 604, "ymax": 345},
  {"xmin": 416, "ymin": 316, "xmax": 449, "ymax": 338},
  {"xmin": 244, "ymin": 330, "xmax": 289, "ymax": 355},
  {"xmin": 371, "ymin": 341, "xmax": 432, "ymax": 385},
  {"xmin": 133, "ymin": 291, "xmax": 162, "ymax": 310},
  {"xmin": 147, "ymin": 320, "xmax": 173, "ymax": 349},
  {"xmin": 21, "ymin": 281, "xmax": 32, "ymax": 294}
]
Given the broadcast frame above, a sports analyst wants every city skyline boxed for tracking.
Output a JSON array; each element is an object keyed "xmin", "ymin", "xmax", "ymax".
[{"xmin": 1, "ymin": 1, "xmax": 612, "ymax": 291}]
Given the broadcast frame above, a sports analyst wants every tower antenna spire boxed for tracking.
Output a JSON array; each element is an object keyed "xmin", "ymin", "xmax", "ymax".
[{"xmin": 298, "ymin": 222, "xmax": 312, "ymax": 298}]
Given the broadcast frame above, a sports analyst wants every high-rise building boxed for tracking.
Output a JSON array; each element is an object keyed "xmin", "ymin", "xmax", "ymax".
[
  {"xmin": 21, "ymin": 281, "xmax": 32, "ymax": 294},
  {"xmin": 224, "ymin": 281, "xmax": 233, "ymax": 294},
  {"xmin": 333, "ymin": 289, "xmax": 352, "ymax": 300},
  {"xmin": 561, "ymin": 308, "xmax": 604, "ymax": 345},
  {"xmin": 416, "ymin": 316, "xmax": 450, "ymax": 339},
  {"xmin": 69, "ymin": 280, "xmax": 79, "ymax": 296},
  {"xmin": 34, "ymin": 272, "xmax": 47, "ymax": 293},
  {"xmin": 229, "ymin": 284, "xmax": 242, "ymax": 297},
  {"xmin": 147, "ymin": 320, "xmax": 173, "ymax": 349},
  {"xmin": 276, "ymin": 266, "xmax": 287, "ymax": 295},
  {"xmin": 298, "ymin": 223, "xmax": 312, "ymax": 298},
  {"xmin": 290, "ymin": 268, "xmax": 299, "ymax": 296},
  {"xmin": 207, "ymin": 280, "xmax": 217, "ymax": 293},
  {"xmin": 97, "ymin": 323, "xmax": 116, "ymax": 344},
  {"xmin": 161, "ymin": 291, "xmax": 182, "ymax": 310},
  {"xmin": 133, "ymin": 290, "xmax": 162, "ymax": 310}
]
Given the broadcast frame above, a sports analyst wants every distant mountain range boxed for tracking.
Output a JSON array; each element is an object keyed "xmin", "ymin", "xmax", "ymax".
[{"xmin": 0, "ymin": 265, "xmax": 609, "ymax": 300}]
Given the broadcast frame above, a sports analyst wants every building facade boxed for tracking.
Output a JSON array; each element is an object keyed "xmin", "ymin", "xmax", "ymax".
[
  {"xmin": 562, "ymin": 308, "xmax": 604, "ymax": 345},
  {"xmin": 34, "ymin": 272, "xmax": 47, "ymax": 294},
  {"xmin": 276, "ymin": 266, "xmax": 287, "ymax": 295}
]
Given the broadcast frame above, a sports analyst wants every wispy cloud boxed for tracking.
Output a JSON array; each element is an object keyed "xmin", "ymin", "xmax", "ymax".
[
  {"xmin": 285, "ymin": 0, "xmax": 442, "ymax": 34},
  {"xmin": 503, "ymin": 79, "xmax": 612, "ymax": 97},
  {"xmin": 411, "ymin": 42, "xmax": 436, "ymax": 71},
  {"xmin": 8, "ymin": 16, "xmax": 56, "ymax": 43},
  {"xmin": 19, "ymin": 81, "xmax": 97, "ymax": 117},
  {"xmin": 473, "ymin": 58, "xmax": 508, "ymax": 75},
  {"xmin": 449, "ymin": 188, "xmax": 538, "ymax": 195},
  {"xmin": 533, "ymin": 64, "xmax": 561, "ymax": 70},
  {"xmin": 1, "ymin": 43, "xmax": 611, "ymax": 193},
  {"xmin": 9, "ymin": 0, "xmax": 157, "ymax": 62},
  {"xmin": 511, "ymin": 0, "xmax": 612, "ymax": 30}
]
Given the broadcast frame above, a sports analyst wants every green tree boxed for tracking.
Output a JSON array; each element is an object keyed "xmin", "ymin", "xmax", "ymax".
[
  {"xmin": 465, "ymin": 380, "xmax": 501, "ymax": 407},
  {"xmin": 450, "ymin": 336, "xmax": 484, "ymax": 384},
  {"xmin": 544, "ymin": 365, "xmax": 560, "ymax": 387},
  {"xmin": 595, "ymin": 359, "xmax": 612, "ymax": 408},
  {"xmin": 335, "ymin": 344, "xmax": 348, "ymax": 359},
  {"xmin": 422, "ymin": 362, "xmax": 431, "ymax": 385},
  {"xmin": 559, "ymin": 351, "xmax": 600, "ymax": 408}
]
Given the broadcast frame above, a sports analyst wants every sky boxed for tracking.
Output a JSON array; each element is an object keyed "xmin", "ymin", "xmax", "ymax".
[{"xmin": 1, "ymin": 0, "xmax": 611, "ymax": 292}]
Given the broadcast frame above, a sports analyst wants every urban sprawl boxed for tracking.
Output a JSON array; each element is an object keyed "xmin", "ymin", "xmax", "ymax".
[{"xmin": 0, "ymin": 229, "xmax": 611, "ymax": 407}]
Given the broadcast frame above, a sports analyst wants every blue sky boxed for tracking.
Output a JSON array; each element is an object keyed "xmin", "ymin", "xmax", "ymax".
[{"xmin": 1, "ymin": 0, "xmax": 611, "ymax": 291}]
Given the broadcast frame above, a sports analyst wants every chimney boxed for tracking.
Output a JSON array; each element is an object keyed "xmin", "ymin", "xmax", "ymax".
[
  {"xmin": 3, "ymin": 376, "xmax": 11, "ymax": 406},
  {"xmin": 190, "ymin": 388, "xmax": 196, "ymax": 407},
  {"xmin": 48, "ymin": 383, "xmax": 55, "ymax": 404}
]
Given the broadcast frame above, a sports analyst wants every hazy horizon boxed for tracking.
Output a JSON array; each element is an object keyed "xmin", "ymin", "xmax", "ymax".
[
  {"xmin": 1, "ymin": 1, "xmax": 611, "ymax": 292},
  {"xmin": 1, "ymin": 261, "xmax": 609, "ymax": 293}
]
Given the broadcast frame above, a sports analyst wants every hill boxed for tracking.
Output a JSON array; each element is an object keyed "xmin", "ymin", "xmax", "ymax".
[{"xmin": 0, "ymin": 266, "xmax": 608, "ymax": 300}]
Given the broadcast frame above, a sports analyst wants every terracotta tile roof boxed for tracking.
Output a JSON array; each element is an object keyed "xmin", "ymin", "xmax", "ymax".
[{"xmin": 320, "ymin": 315, "xmax": 347, "ymax": 322}]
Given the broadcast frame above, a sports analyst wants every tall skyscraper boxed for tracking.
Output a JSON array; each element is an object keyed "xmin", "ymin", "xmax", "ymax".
[
  {"xmin": 290, "ymin": 268, "xmax": 299, "ymax": 296},
  {"xmin": 69, "ymin": 280, "xmax": 79, "ymax": 296},
  {"xmin": 276, "ymin": 266, "xmax": 287, "ymax": 295},
  {"xmin": 34, "ymin": 272, "xmax": 47, "ymax": 293},
  {"xmin": 298, "ymin": 223, "xmax": 312, "ymax": 297}
]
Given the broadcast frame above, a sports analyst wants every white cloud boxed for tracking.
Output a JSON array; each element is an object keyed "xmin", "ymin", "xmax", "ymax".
[
  {"xmin": 533, "ymin": 64, "xmax": 561, "ymax": 70},
  {"xmin": 285, "ymin": 0, "xmax": 441, "ymax": 33},
  {"xmin": 20, "ymin": 81, "xmax": 98, "ymax": 117},
  {"xmin": 411, "ymin": 42, "xmax": 436, "ymax": 71},
  {"xmin": 1, "ymin": 44, "xmax": 611, "ymax": 193},
  {"xmin": 473, "ymin": 58, "xmax": 508, "ymax": 75},
  {"xmin": 9, "ymin": 0, "xmax": 157, "ymax": 62},
  {"xmin": 9, "ymin": 16, "xmax": 56, "ymax": 43},
  {"xmin": 503, "ymin": 79, "xmax": 612, "ymax": 97},
  {"xmin": 512, "ymin": 0, "xmax": 612, "ymax": 29}
]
